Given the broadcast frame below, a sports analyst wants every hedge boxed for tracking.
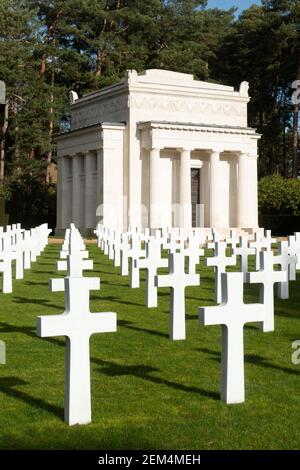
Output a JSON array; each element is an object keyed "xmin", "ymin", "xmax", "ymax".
[{"xmin": 258, "ymin": 174, "xmax": 300, "ymax": 216}]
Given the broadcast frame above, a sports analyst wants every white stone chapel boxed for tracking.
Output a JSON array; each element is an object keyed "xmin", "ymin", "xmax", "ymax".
[{"xmin": 56, "ymin": 69, "xmax": 260, "ymax": 234}]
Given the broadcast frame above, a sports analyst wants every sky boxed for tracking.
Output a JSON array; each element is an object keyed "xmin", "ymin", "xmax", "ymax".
[{"xmin": 206, "ymin": 0, "xmax": 261, "ymax": 15}]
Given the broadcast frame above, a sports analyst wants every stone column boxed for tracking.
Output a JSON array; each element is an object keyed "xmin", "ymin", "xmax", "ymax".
[
  {"xmin": 251, "ymin": 154, "xmax": 259, "ymax": 228},
  {"xmin": 237, "ymin": 153, "xmax": 249, "ymax": 228},
  {"xmin": 179, "ymin": 148, "xmax": 192, "ymax": 228},
  {"xmin": 84, "ymin": 151, "xmax": 97, "ymax": 230},
  {"xmin": 209, "ymin": 151, "xmax": 221, "ymax": 228},
  {"xmin": 96, "ymin": 149, "xmax": 103, "ymax": 222},
  {"xmin": 56, "ymin": 156, "xmax": 63, "ymax": 229},
  {"xmin": 150, "ymin": 148, "xmax": 161, "ymax": 229},
  {"xmin": 72, "ymin": 154, "xmax": 83, "ymax": 227}
]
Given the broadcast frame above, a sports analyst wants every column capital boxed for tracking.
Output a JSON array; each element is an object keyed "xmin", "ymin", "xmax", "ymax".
[
  {"xmin": 177, "ymin": 147, "xmax": 193, "ymax": 153},
  {"xmin": 236, "ymin": 151, "xmax": 250, "ymax": 158},
  {"xmin": 83, "ymin": 149, "xmax": 96, "ymax": 157},
  {"xmin": 210, "ymin": 150, "xmax": 220, "ymax": 160}
]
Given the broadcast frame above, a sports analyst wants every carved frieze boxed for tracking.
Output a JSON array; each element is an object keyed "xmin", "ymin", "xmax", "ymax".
[{"xmin": 71, "ymin": 95, "xmax": 128, "ymax": 130}]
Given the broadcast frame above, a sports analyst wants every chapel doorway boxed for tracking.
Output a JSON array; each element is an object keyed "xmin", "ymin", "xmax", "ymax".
[{"xmin": 191, "ymin": 168, "xmax": 201, "ymax": 227}]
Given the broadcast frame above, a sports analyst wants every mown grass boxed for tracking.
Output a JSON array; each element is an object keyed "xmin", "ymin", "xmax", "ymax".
[{"xmin": 0, "ymin": 243, "xmax": 299, "ymax": 449}]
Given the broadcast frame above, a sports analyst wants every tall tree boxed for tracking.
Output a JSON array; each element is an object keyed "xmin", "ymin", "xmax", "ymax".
[{"xmin": 211, "ymin": 1, "xmax": 300, "ymax": 177}]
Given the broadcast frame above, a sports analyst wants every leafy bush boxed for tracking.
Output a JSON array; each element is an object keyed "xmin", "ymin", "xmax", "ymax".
[{"xmin": 258, "ymin": 175, "xmax": 300, "ymax": 215}]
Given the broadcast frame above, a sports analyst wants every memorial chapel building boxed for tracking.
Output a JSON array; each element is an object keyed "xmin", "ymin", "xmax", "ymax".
[{"xmin": 55, "ymin": 69, "xmax": 260, "ymax": 234}]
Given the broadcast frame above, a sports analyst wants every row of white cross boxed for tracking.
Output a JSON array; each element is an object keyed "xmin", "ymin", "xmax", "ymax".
[
  {"xmin": 37, "ymin": 224, "xmax": 117, "ymax": 426},
  {"xmin": 35, "ymin": 223, "xmax": 298, "ymax": 426},
  {"xmin": 95, "ymin": 224, "xmax": 299, "ymax": 405},
  {"xmin": 0, "ymin": 223, "xmax": 51, "ymax": 293}
]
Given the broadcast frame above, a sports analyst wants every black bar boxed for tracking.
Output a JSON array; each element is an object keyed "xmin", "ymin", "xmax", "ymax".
[{"xmin": 0, "ymin": 450, "xmax": 299, "ymax": 466}]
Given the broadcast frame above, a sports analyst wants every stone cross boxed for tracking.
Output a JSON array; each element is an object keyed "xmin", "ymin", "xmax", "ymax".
[
  {"xmin": 287, "ymin": 235, "xmax": 300, "ymax": 280},
  {"xmin": 113, "ymin": 231, "xmax": 122, "ymax": 267},
  {"xmin": 275, "ymin": 241, "xmax": 297, "ymax": 299},
  {"xmin": 108, "ymin": 230, "xmax": 116, "ymax": 260},
  {"xmin": 37, "ymin": 275, "xmax": 117, "ymax": 426},
  {"xmin": 104, "ymin": 228, "xmax": 110, "ymax": 256},
  {"xmin": 0, "ymin": 234, "xmax": 13, "ymax": 293},
  {"xmin": 199, "ymin": 272, "xmax": 265, "ymax": 404},
  {"xmin": 193, "ymin": 228, "xmax": 207, "ymax": 246},
  {"xmin": 23, "ymin": 231, "xmax": 32, "ymax": 270},
  {"xmin": 30, "ymin": 228, "xmax": 39, "ymax": 262},
  {"xmin": 94, "ymin": 223, "xmax": 103, "ymax": 248},
  {"xmin": 57, "ymin": 230, "xmax": 92, "ymax": 277},
  {"xmin": 120, "ymin": 233, "xmax": 130, "ymax": 276},
  {"xmin": 129, "ymin": 235, "xmax": 145, "ymax": 288},
  {"xmin": 183, "ymin": 236, "xmax": 204, "ymax": 275},
  {"xmin": 206, "ymin": 241, "xmax": 236, "ymax": 304},
  {"xmin": 12, "ymin": 231, "xmax": 24, "ymax": 280},
  {"xmin": 164, "ymin": 233, "xmax": 184, "ymax": 254},
  {"xmin": 246, "ymin": 250, "xmax": 287, "ymax": 332},
  {"xmin": 249, "ymin": 230, "xmax": 275, "ymax": 270},
  {"xmin": 207, "ymin": 229, "xmax": 222, "ymax": 251},
  {"xmin": 155, "ymin": 252, "xmax": 199, "ymax": 340},
  {"xmin": 233, "ymin": 236, "xmax": 255, "ymax": 281},
  {"xmin": 100, "ymin": 226, "xmax": 108, "ymax": 252},
  {"xmin": 294, "ymin": 232, "xmax": 300, "ymax": 270},
  {"xmin": 140, "ymin": 228, "xmax": 152, "ymax": 243},
  {"xmin": 226, "ymin": 229, "xmax": 239, "ymax": 251},
  {"xmin": 136, "ymin": 238, "xmax": 168, "ymax": 308}
]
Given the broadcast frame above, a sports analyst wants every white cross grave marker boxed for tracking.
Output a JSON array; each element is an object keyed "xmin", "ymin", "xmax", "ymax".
[
  {"xmin": 246, "ymin": 250, "xmax": 287, "ymax": 332},
  {"xmin": 293, "ymin": 232, "xmax": 300, "ymax": 270},
  {"xmin": 199, "ymin": 272, "xmax": 265, "ymax": 404},
  {"xmin": 226, "ymin": 229, "xmax": 239, "ymax": 251},
  {"xmin": 163, "ymin": 233, "xmax": 184, "ymax": 254},
  {"xmin": 129, "ymin": 235, "xmax": 145, "ymax": 288},
  {"xmin": 274, "ymin": 241, "xmax": 297, "ymax": 299},
  {"xmin": 155, "ymin": 252, "xmax": 199, "ymax": 340},
  {"xmin": 37, "ymin": 275, "xmax": 117, "ymax": 425},
  {"xmin": 287, "ymin": 235, "xmax": 300, "ymax": 280},
  {"xmin": 249, "ymin": 230, "xmax": 276, "ymax": 270},
  {"xmin": 136, "ymin": 238, "xmax": 168, "ymax": 308},
  {"xmin": 120, "ymin": 233, "xmax": 130, "ymax": 276},
  {"xmin": 183, "ymin": 236, "xmax": 204, "ymax": 275},
  {"xmin": 0, "ymin": 234, "xmax": 13, "ymax": 293},
  {"xmin": 206, "ymin": 241, "xmax": 236, "ymax": 304},
  {"xmin": 207, "ymin": 229, "xmax": 222, "ymax": 251},
  {"xmin": 233, "ymin": 236, "xmax": 255, "ymax": 281},
  {"xmin": 57, "ymin": 230, "xmax": 93, "ymax": 277}
]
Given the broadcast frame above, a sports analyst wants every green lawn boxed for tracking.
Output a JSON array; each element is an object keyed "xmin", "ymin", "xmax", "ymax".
[{"xmin": 0, "ymin": 243, "xmax": 299, "ymax": 449}]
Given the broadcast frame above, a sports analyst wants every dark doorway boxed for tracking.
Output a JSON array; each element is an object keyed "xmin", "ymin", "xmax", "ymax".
[{"xmin": 191, "ymin": 168, "xmax": 200, "ymax": 227}]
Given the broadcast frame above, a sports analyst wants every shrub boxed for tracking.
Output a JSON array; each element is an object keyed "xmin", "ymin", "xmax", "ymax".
[{"xmin": 258, "ymin": 174, "xmax": 300, "ymax": 215}]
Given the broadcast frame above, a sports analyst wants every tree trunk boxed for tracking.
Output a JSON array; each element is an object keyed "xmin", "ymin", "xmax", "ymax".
[
  {"xmin": 12, "ymin": 98, "xmax": 20, "ymax": 169},
  {"xmin": 46, "ymin": 68, "xmax": 55, "ymax": 184},
  {"xmin": 292, "ymin": 107, "xmax": 299, "ymax": 178},
  {"xmin": 292, "ymin": 57, "xmax": 300, "ymax": 178},
  {"xmin": 0, "ymin": 100, "xmax": 8, "ymax": 182}
]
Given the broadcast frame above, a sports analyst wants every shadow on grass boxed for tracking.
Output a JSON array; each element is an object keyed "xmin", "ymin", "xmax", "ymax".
[
  {"xmin": 196, "ymin": 347, "xmax": 300, "ymax": 376},
  {"xmin": 0, "ymin": 323, "xmax": 66, "ymax": 351},
  {"xmin": 99, "ymin": 280, "xmax": 133, "ymax": 289},
  {"xmin": 93, "ymin": 357, "xmax": 219, "ymax": 401},
  {"xmin": 96, "ymin": 295, "xmax": 145, "ymax": 308},
  {"xmin": 13, "ymin": 297, "xmax": 62, "ymax": 310},
  {"xmin": 118, "ymin": 319, "xmax": 169, "ymax": 339},
  {"xmin": 0, "ymin": 377, "xmax": 63, "ymax": 419},
  {"xmin": 31, "ymin": 270, "xmax": 57, "ymax": 276},
  {"xmin": 24, "ymin": 281, "xmax": 49, "ymax": 287},
  {"xmin": 0, "ymin": 322, "xmax": 36, "ymax": 338},
  {"xmin": 36, "ymin": 262, "xmax": 57, "ymax": 266}
]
